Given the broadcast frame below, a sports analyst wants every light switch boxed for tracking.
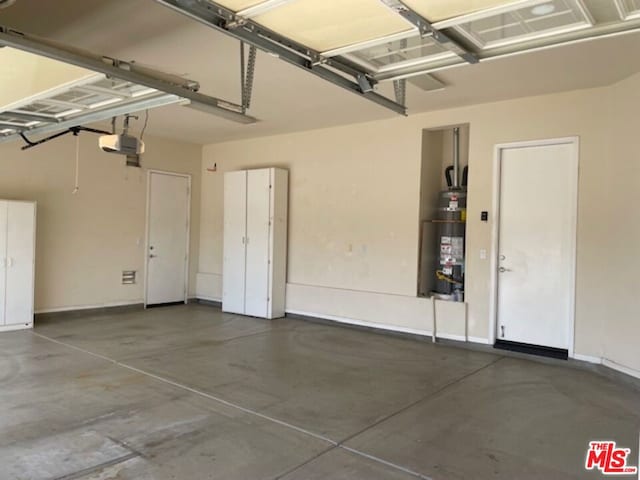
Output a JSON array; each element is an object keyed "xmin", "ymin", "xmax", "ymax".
[{"xmin": 480, "ymin": 249, "xmax": 487, "ymax": 260}]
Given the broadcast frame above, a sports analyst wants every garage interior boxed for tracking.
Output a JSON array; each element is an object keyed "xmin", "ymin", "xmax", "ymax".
[{"xmin": 1, "ymin": 0, "xmax": 640, "ymax": 479}]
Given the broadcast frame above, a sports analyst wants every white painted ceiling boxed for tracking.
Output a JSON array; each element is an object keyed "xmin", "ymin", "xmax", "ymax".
[{"xmin": 1, "ymin": 0, "xmax": 640, "ymax": 145}]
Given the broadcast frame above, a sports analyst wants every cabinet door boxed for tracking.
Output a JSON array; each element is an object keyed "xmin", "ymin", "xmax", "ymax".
[
  {"xmin": 245, "ymin": 169, "xmax": 271, "ymax": 318},
  {"xmin": 5, "ymin": 202, "xmax": 35, "ymax": 326},
  {"xmin": 223, "ymin": 171, "xmax": 248, "ymax": 314},
  {"xmin": 0, "ymin": 201, "xmax": 7, "ymax": 326},
  {"xmin": 269, "ymin": 169, "xmax": 288, "ymax": 319}
]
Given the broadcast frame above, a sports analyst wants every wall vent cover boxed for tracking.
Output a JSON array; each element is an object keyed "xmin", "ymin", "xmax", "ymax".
[{"xmin": 122, "ymin": 270, "xmax": 137, "ymax": 285}]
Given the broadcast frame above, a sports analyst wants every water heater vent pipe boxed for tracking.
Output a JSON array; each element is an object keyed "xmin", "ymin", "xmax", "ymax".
[{"xmin": 452, "ymin": 126, "xmax": 460, "ymax": 189}]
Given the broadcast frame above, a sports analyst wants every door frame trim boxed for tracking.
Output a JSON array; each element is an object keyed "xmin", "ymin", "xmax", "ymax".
[
  {"xmin": 144, "ymin": 169, "xmax": 192, "ymax": 308},
  {"xmin": 488, "ymin": 136, "xmax": 579, "ymax": 357}
]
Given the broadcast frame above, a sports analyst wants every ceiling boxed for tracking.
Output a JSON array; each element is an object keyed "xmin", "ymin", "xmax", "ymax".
[{"xmin": 1, "ymin": 0, "xmax": 640, "ymax": 145}]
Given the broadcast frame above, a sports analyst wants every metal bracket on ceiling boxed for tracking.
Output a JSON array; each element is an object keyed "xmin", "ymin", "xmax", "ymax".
[
  {"xmin": 380, "ymin": 0, "xmax": 479, "ymax": 65},
  {"xmin": 226, "ymin": 15, "xmax": 247, "ymax": 29},
  {"xmin": 19, "ymin": 125, "xmax": 111, "ymax": 151},
  {"xmin": 154, "ymin": 0, "xmax": 407, "ymax": 116},
  {"xmin": 393, "ymin": 79, "xmax": 406, "ymax": 106},
  {"xmin": 0, "ymin": 24, "xmax": 257, "ymax": 124}
]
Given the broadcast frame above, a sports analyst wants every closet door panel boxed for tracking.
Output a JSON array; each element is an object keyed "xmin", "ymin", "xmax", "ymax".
[
  {"xmin": 269, "ymin": 169, "xmax": 288, "ymax": 319},
  {"xmin": 245, "ymin": 169, "xmax": 271, "ymax": 318},
  {"xmin": 5, "ymin": 202, "xmax": 35, "ymax": 326},
  {"xmin": 0, "ymin": 201, "xmax": 7, "ymax": 326},
  {"xmin": 223, "ymin": 171, "xmax": 248, "ymax": 314}
]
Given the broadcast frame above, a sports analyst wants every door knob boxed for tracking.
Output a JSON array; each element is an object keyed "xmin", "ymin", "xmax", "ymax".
[
  {"xmin": 498, "ymin": 266, "xmax": 511, "ymax": 273},
  {"xmin": 499, "ymin": 254, "xmax": 506, "ymax": 261}
]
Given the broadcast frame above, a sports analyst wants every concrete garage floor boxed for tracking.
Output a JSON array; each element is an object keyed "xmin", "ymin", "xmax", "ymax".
[{"xmin": 1, "ymin": 304, "xmax": 639, "ymax": 479}]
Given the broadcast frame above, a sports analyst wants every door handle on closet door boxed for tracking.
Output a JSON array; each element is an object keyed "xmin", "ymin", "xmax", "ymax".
[{"xmin": 7, "ymin": 257, "xmax": 13, "ymax": 268}]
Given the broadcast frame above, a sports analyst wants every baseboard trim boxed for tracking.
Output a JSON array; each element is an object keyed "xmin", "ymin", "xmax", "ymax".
[
  {"xmin": 0, "ymin": 323, "xmax": 33, "ymax": 332},
  {"xmin": 494, "ymin": 339, "xmax": 569, "ymax": 360},
  {"xmin": 195, "ymin": 295, "xmax": 222, "ymax": 303},
  {"xmin": 603, "ymin": 358, "xmax": 640, "ymax": 380},
  {"xmin": 572, "ymin": 353, "xmax": 602, "ymax": 364},
  {"xmin": 146, "ymin": 301, "xmax": 186, "ymax": 309},
  {"xmin": 35, "ymin": 302, "xmax": 143, "ymax": 320},
  {"xmin": 285, "ymin": 309, "xmax": 434, "ymax": 338},
  {"xmin": 437, "ymin": 333, "xmax": 467, "ymax": 342},
  {"xmin": 467, "ymin": 336, "xmax": 491, "ymax": 345}
]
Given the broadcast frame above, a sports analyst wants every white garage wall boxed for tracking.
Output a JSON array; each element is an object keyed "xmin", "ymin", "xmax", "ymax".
[
  {"xmin": 0, "ymin": 134, "xmax": 202, "ymax": 312},
  {"xmin": 199, "ymin": 77, "xmax": 640, "ymax": 377},
  {"xmin": 598, "ymin": 72, "xmax": 640, "ymax": 375}
]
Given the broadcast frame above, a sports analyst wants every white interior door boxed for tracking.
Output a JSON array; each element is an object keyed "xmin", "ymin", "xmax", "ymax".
[
  {"xmin": 146, "ymin": 172, "xmax": 190, "ymax": 306},
  {"xmin": 0, "ymin": 201, "xmax": 7, "ymax": 326},
  {"xmin": 5, "ymin": 202, "xmax": 35, "ymax": 326},
  {"xmin": 223, "ymin": 170, "xmax": 248, "ymax": 314},
  {"xmin": 496, "ymin": 140, "xmax": 577, "ymax": 350},
  {"xmin": 245, "ymin": 169, "xmax": 271, "ymax": 318}
]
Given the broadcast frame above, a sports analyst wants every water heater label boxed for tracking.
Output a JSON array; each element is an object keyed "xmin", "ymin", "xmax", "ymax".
[{"xmin": 451, "ymin": 237, "xmax": 464, "ymax": 259}]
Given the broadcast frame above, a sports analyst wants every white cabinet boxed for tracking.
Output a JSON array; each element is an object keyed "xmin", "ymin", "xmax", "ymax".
[
  {"xmin": 223, "ymin": 168, "xmax": 288, "ymax": 319},
  {"xmin": 0, "ymin": 200, "xmax": 36, "ymax": 332}
]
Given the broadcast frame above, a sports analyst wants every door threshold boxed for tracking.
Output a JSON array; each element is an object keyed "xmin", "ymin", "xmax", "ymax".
[
  {"xmin": 494, "ymin": 339, "xmax": 568, "ymax": 360},
  {"xmin": 146, "ymin": 301, "xmax": 186, "ymax": 309}
]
